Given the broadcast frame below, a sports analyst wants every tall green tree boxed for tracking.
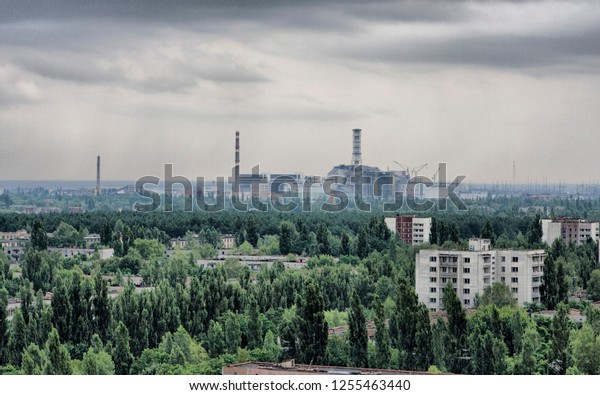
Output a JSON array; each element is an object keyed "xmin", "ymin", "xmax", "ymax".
[
  {"xmin": 7, "ymin": 308, "xmax": 28, "ymax": 366},
  {"xmin": 570, "ymin": 323, "xmax": 600, "ymax": 375},
  {"xmin": 223, "ymin": 312, "xmax": 241, "ymax": 354},
  {"xmin": 0, "ymin": 288, "xmax": 9, "ymax": 365},
  {"xmin": 477, "ymin": 282, "xmax": 516, "ymax": 308},
  {"xmin": 431, "ymin": 319, "xmax": 450, "ymax": 372},
  {"xmin": 340, "ymin": 232, "xmax": 351, "ymax": 256},
  {"xmin": 113, "ymin": 321, "xmax": 134, "ymax": 375},
  {"xmin": 481, "ymin": 220, "xmax": 496, "ymax": 245},
  {"xmin": 93, "ymin": 272, "xmax": 110, "ymax": 340},
  {"xmin": 21, "ymin": 344, "xmax": 46, "ymax": 375},
  {"xmin": 549, "ymin": 303, "xmax": 570, "ymax": 375},
  {"xmin": 516, "ymin": 324, "xmax": 541, "ymax": 375},
  {"xmin": 246, "ymin": 295, "xmax": 263, "ymax": 349},
  {"xmin": 262, "ymin": 330, "xmax": 280, "ymax": 362},
  {"xmin": 587, "ymin": 269, "xmax": 600, "ymax": 302},
  {"xmin": 44, "ymin": 328, "xmax": 72, "ymax": 375},
  {"xmin": 51, "ymin": 277, "xmax": 71, "ymax": 342},
  {"xmin": 82, "ymin": 335, "xmax": 115, "ymax": 375},
  {"xmin": 356, "ymin": 226, "xmax": 369, "ymax": 259},
  {"xmin": 204, "ymin": 320, "xmax": 225, "ymax": 358},
  {"xmin": 541, "ymin": 255, "xmax": 559, "ymax": 310},
  {"xmin": 442, "ymin": 283, "xmax": 468, "ymax": 373},
  {"xmin": 30, "ymin": 219, "xmax": 48, "ymax": 251},
  {"xmin": 348, "ymin": 290, "xmax": 368, "ymax": 368},
  {"xmin": 245, "ymin": 216, "xmax": 260, "ymax": 247},
  {"xmin": 296, "ymin": 278, "xmax": 328, "ymax": 365},
  {"xmin": 317, "ymin": 223, "xmax": 330, "ymax": 255},
  {"xmin": 279, "ymin": 222, "xmax": 294, "ymax": 256},
  {"xmin": 373, "ymin": 295, "xmax": 391, "ymax": 369}
]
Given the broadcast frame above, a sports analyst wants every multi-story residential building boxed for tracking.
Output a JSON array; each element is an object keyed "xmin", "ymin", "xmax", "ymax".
[
  {"xmin": 385, "ymin": 215, "xmax": 432, "ymax": 245},
  {"xmin": 0, "ymin": 230, "xmax": 29, "ymax": 241},
  {"xmin": 541, "ymin": 217, "xmax": 600, "ymax": 246},
  {"xmin": 415, "ymin": 238, "xmax": 545, "ymax": 311},
  {"xmin": 84, "ymin": 233, "xmax": 101, "ymax": 245},
  {"xmin": 221, "ymin": 234, "xmax": 235, "ymax": 249}
]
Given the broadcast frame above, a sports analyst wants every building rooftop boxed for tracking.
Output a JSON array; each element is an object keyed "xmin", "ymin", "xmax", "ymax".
[{"xmin": 222, "ymin": 360, "xmax": 441, "ymax": 375}]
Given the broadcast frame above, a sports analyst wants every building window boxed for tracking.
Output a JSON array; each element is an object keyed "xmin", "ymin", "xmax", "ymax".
[
  {"xmin": 442, "ymin": 278, "xmax": 448, "ymax": 283},
  {"xmin": 463, "ymin": 288, "xmax": 470, "ymax": 294},
  {"xmin": 511, "ymin": 277, "xmax": 518, "ymax": 283},
  {"xmin": 430, "ymin": 277, "xmax": 437, "ymax": 283},
  {"xmin": 512, "ymin": 257, "xmax": 519, "ymax": 263},
  {"xmin": 501, "ymin": 267, "xmax": 506, "ymax": 273},
  {"xmin": 430, "ymin": 287, "xmax": 437, "ymax": 293},
  {"xmin": 501, "ymin": 277, "xmax": 505, "ymax": 282},
  {"xmin": 441, "ymin": 267, "xmax": 447, "ymax": 273},
  {"xmin": 429, "ymin": 298, "xmax": 437, "ymax": 303},
  {"xmin": 451, "ymin": 267, "xmax": 458, "ymax": 273},
  {"xmin": 430, "ymin": 267, "xmax": 437, "ymax": 272},
  {"xmin": 511, "ymin": 287, "xmax": 518, "ymax": 293},
  {"xmin": 430, "ymin": 256, "xmax": 437, "ymax": 262},
  {"xmin": 501, "ymin": 256, "xmax": 506, "ymax": 262},
  {"xmin": 484, "ymin": 277, "xmax": 490, "ymax": 284},
  {"xmin": 463, "ymin": 268, "xmax": 470, "ymax": 274},
  {"xmin": 452, "ymin": 278, "xmax": 457, "ymax": 284},
  {"xmin": 533, "ymin": 277, "xmax": 540, "ymax": 282},
  {"xmin": 511, "ymin": 267, "xmax": 519, "ymax": 273},
  {"xmin": 464, "ymin": 278, "xmax": 470, "ymax": 284},
  {"xmin": 464, "ymin": 299, "xmax": 471, "ymax": 305},
  {"xmin": 464, "ymin": 257, "xmax": 471, "ymax": 263}
]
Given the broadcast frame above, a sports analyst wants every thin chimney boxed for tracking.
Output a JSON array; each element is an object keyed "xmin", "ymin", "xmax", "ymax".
[{"xmin": 96, "ymin": 155, "xmax": 101, "ymax": 195}]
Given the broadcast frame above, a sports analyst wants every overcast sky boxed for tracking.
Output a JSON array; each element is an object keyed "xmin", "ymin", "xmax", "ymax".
[{"xmin": 1, "ymin": 0, "xmax": 599, "ymax": 184}]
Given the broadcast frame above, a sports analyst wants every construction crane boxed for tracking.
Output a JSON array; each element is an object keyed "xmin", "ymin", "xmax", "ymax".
[
  {"xmin": 412, "ymin": 163, "xmax": 428, "ymax": 178},
  {"xmin": 393, "ymin": 160, "xmax": 409, "ymax": 172},
  {"xmin": 394, "ymin": 161, "xmax": 428, "ymax": 178},
  {"xmin": 432, "ymin": 165, "xmax": 440, "ymax": 184}
]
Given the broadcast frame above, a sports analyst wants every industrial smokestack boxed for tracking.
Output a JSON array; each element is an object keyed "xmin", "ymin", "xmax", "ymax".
[
  {"xmin": 352, "ymin": 128, "xmax": 362, "ymax": 166},
  {"xmin": 234, "ymin": 131, "xmax": 240, "ymax": 191},
  {"xmin": 96, "ymin": 155, "xmax": 101, "ymax": 196}
]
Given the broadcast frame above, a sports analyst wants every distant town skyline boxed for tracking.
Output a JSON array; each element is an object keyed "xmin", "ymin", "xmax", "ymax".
[{"xmin": 1, "ymin": 1, "xmax": 599, "ymax": 183}]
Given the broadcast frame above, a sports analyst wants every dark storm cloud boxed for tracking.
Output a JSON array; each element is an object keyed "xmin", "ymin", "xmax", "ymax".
[
  {"xmin": 0, "ymin": 1, "xmax": 463, "ymax": 24},
  {"xmin": 337, "ymin": 27, "xmax": 600, "ymax": 71},
  {"xmin": 2, "ymin": 1, "xmax": 599, "ymax": 72},
  {"xmin": 11, "ymin": 45, "xmax": 269, "ymax": 92}
]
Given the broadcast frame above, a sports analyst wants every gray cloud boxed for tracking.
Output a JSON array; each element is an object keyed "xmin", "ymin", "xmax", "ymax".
[{"xmin": 1, "ymin": 1, "xmax": 600, "ymax": 182}]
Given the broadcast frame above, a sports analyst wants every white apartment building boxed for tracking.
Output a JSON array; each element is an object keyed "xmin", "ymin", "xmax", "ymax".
[
  {"xmin": 541, "ymin": 218, "xmax": 600, "ymax": 246},
  {"xmin": 415, "ymin": 238, "xmax": 545, "ymax": 311},
  {"xmin": 385, "ymin": 215, "xmax": 432, "ymax": 245}
]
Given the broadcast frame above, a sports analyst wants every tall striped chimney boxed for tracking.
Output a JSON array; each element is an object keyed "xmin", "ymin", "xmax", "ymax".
[
  {"xmin": 234, "ymin": 131, "xmax": 240, "ymax": 191},
  {"xmin": 96, "ymin": 155, "xmax": 101, "ymax": 195},
  {"xmin": 352, "ymin": 128, "xmax": 362, "ymax": 166}
]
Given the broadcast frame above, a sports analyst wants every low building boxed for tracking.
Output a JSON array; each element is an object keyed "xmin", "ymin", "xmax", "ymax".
[
  {"xmin": 49, "ymin": 247, "xmax": 95, "ymax": 259},
  {"xmin": 98, "ymin": 248, "xmax": 114, "ymax": 260},
  {"xmin": 0, "ymin": 230, "xmax": 29, "ymax": 241},
  {"xmin": 197, "ymin": 255, "xmax": 308, "ymax": 272},
  {"xmin": 385, "ymin": 215, "xmax": 432, "ymax": 245},
  {"xmin": 416, "ymin": 238, "xmax": 545, "ymax": 311},
  {"xmin": 223, "ymin": 360, "xmax": 436, "ymax": 375},
  {"xmin": 2, "ymin": 245, "xmax": 25, "ymax": 261}
]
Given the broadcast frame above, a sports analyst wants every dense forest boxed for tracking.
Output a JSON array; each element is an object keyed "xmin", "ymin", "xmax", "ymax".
[{"xmin": 2, "ymin": 201, "xmax": 600, "ymax": 375}]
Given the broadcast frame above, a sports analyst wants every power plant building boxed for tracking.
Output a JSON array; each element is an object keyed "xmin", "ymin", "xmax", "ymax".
[{"xmin": 327, "ymin": 128, "xmax": 409, "ymax": 201}]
